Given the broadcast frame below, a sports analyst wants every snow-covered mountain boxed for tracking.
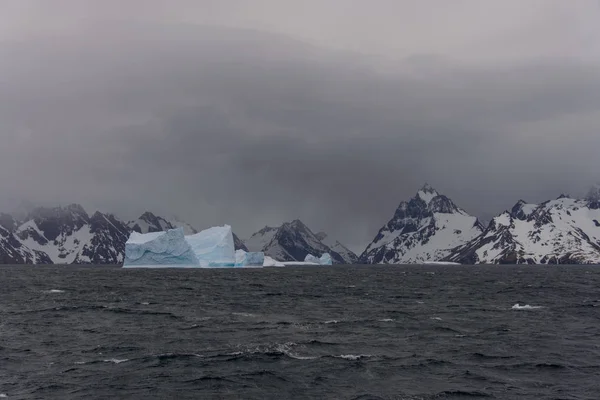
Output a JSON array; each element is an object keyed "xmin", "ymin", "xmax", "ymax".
[
  {"xmin": 12, "ymin": 204, "xmax": 130, "ymax": 264},
  {"xmin": 245, "ymin": 220, "xmax": 354, "ymax": 264},
  {"xmin": 3, "ymin": 183, "xmax": 600, "ymax": 265},
  {"xmin": 0, "ymin": 207, "xmax": 246, "ymax": 264},
  {"xmin": 359, "ymin": 184, "xmax": 484, "ymax": 264},
  {"xmin": 1, "ymin": 213, "xmax": 52, "ymax": 264},
  {"xmin": 447, "ymin": 191, "xmax": 600, "ymax": 264}
]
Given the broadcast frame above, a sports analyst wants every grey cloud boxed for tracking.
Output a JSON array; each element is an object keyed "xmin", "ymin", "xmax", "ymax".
[{"xmin": 0, "ymin": 17, "xmax": 599, "ymax": 252}]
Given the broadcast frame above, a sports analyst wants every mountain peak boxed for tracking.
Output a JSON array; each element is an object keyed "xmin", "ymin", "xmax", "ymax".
[
  {"xmin": 28, "ymin": 203, "xmax": 89, "ymax": 222},
  {"xmin": 416, "ymin": 184, "xmax": 439, "ymax": 205},
  {"xmin": 258, "ymin": 225, "xmax": 278, "ymax": 234},
  {"xmin": 139, "ymin": 211, "xmax": 160, "ymax": 221},
  {"xmin": 361, "ymin": 185, "xmax": 482, "ymax": 264},
  {"xmin": 420, "ymin": 183, "xmax": 436, "ymax": 193},
  {"xmin": 287, "ymin": 219, "xmax": 310, "ymax": 231}
]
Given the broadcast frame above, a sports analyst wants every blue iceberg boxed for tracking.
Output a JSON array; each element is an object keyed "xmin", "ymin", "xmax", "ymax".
[
  {"xmin": 304, "ymin": 254, "xmax": 321, "ymax": 264},
  {"xmin": 319, "ymin": 253, "xmax": 333, "ymax": 265},
  {"xmin": 303, "ymin": 253, "xmax": 333, "ymax": 265},
  {"xmin": 185, "ymin": 225, "xmax": 236, "ymax": 267},
  {"xmin": 235, "ymin": 250, "xmax": 265, "ymax": 267},
  {"xmin": 123, "ymin": 228, "xmax": 198, "ymax": 267},
  {"xmin": 123, "ymin": 225, "xmax": 237, "ymax": 268}
]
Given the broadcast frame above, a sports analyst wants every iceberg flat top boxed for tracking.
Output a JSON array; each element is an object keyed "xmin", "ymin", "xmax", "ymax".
[
  {"xmin": 124, "ymin": 227, "xmax": 199, "ymax": 266},
  {"xmin": 126, "ymin": 231, "xmax": 165, "ymax": 244},
  {"xmin": 186, "ymin": 225, "xmax": 232, "ymax": 255}
]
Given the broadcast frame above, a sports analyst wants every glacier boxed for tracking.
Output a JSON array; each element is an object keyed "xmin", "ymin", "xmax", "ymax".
[
  {"xmin": 123, "ymin": 228, "xmax": 198, "ymax": 267},
  {"xmin": 235, "ymin": 249, "xmax": 265, "ymax": 267}
]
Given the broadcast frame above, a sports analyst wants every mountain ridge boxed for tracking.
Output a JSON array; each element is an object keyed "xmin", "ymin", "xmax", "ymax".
[{"xmin": 2, "ymin": 182, "xmax": 600, "ymax": 265}]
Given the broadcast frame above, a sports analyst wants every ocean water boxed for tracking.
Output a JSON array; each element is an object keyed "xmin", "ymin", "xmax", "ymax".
[{"xmin": 1, "ymin": 265, "xmax": 599, "ymax": 399}]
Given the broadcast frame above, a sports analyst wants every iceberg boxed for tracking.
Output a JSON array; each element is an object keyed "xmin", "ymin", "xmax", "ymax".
[
  {"xmin": 263, "ymin": 256, "xmax": 285, "ymax": 267},
  {"xmin": 123, "ymin": 225, "xmax": 237, "ymax": 268},
  {"xmin": 319, "ymin": 253, "xmax": 333, "ymax": 265},
  {"xmin": 303, "ymin": 253, "xmax": 333, "ymax": 265},
  {"xmin": 186, "ymin": 225, "xmax": 236, "ymax": 267},
  {"xmin": 235, "ymin": 250, "xmax": 265, "ymax": 267},
  {"xmin": 123, "ymin": 228, "xmax": 198, "ymax": 267},
  {"xmin": 304, "ymin": 254, "xmax": 321, "ymax": 264}
]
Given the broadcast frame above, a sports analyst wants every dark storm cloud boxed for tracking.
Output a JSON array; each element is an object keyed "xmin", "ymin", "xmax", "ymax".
[{"xmin": 1, "ymin": 3, "xmax": 600, "ymax": 251}]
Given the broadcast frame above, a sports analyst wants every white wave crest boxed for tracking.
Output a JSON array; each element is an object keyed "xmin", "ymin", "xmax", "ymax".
[
  {"xmin": 378, "ymin": 318, "xmax": 394, "ymax": 322},
  {"xmin": 103, "ymin": 358, "xmax": 129, "ymax": 364},
  {"xmin": 232, "ymin": 312, "xmax": 256, "ymax": 317},
  {"xmin": 335, "ymin": 354, "xmax": 372, "ymax": 360},
  {"xmin": 43, "ymin": 289, "xmax": 65, "ymax": 293},
  {"xmin": 274, "ymin": 343, "xmax": 318, "ymax": 360},
  {"xmin": 324, "ymin": 320, "xmax": 340, "ymax": 324},
  {"xmin": 512, "ymin": 303, "xmax": 543, "ymax": 310}
]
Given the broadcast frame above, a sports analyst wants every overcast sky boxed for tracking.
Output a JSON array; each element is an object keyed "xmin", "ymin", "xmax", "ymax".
[{"xmin": 1, "ymin": 0, "xmax": 600, "ymax": 252}]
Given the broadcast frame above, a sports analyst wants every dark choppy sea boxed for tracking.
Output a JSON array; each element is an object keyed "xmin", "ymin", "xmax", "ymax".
[{"xmin": 1, "ymin": 265, "xmax": 599, "ymax": 399}]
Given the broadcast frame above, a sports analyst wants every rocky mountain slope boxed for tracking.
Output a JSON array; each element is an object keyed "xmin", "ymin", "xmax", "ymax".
[
  {"xmin": 245, "ymin": 220, "xmax": 355, "ymax": 264},
  {"xmin": 359, "ymin": 184, "xmax": 484, "ymax": 264},
  {"xmin": 447, "ymin": 190, "xmax": 600, "ymax": 264}
]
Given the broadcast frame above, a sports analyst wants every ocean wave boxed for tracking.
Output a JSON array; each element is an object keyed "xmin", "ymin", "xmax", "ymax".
[
  {"xmin": 223, "ymin": 343, "xmax": 376, "ymax": 362},
  {"xmin": 232, "ymin": 312, "xmax": 256, "ymax": 317},
  {"xmin": 434, "ymin": 326, "xmax": 462, "ymax": 334},
  {"xmin": 435, "ymin": 389, "xmax": 493, "ymax": 397},
  {"xmin": 101, "ymin": 307, "xmax": 183, "ymax": 319},
  {"xmin": 495, "ymin": 362, "xmax": 567, "ymax": 370},
  {"xmin": 161, "ymin": 352, "xmax": 202, "ymax": 361},
  {"xmin": 103, "ymin": 358, "xmax": 129, "ymax": 364},
  {"xmin": 42, "ymin": 289, "xmax": 65, "ymax": 294},
  {"xmin": 223, "ymin": 343, "xmax": 318, "ymax": 361},
  {"xmin": 471, "ymin": 352, "xmax": 514, "ymax": 360},
  {"xmin": 302, "ymin": 339, "xmax": 340, "ymax": 346},
  {"xmin": 331, "ymin": 354, "xmax": 373, "ymax": 361},
  {"xmin": 511, "ymin": 303, "xmax": 543, "ymax": 310}
]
